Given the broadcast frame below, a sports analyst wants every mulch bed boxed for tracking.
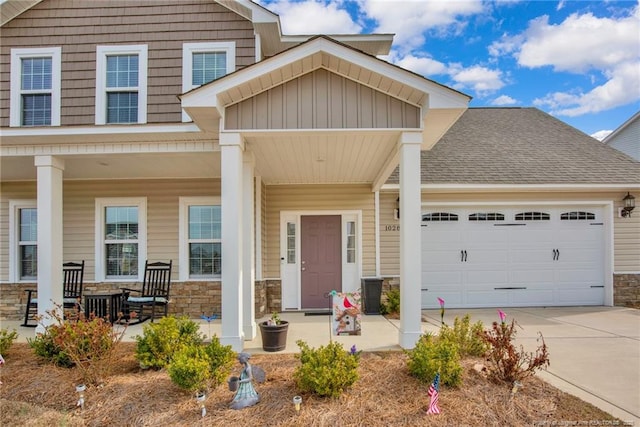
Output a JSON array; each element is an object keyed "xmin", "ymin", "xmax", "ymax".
[{"xmin": 0, "ymin": 342, "xmax": 619, "ymax": 426}]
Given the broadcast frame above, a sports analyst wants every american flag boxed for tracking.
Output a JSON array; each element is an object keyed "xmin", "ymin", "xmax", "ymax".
[{"xmin": 426, "ymin": 372, "xmax": 441, "ymax": 415}]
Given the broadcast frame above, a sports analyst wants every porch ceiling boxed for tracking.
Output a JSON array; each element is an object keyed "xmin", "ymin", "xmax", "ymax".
[{"xmin": 245, "ymin": 130, "xmax": 400, "ymax": 185}]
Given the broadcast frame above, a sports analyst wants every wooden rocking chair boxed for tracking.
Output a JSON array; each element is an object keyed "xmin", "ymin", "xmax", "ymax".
[
  {"xmin": 121, "ymin": 260, "xmax": 172, "ymax": 324},
  {"xmin": 22, "ymin": 261, "xmax": 85, "ymax": 327}
]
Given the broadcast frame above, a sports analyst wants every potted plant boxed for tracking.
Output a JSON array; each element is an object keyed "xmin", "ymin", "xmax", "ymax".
[{"xmin": 258, "ymin": 312, "xmax": 289, "ymax": 352}]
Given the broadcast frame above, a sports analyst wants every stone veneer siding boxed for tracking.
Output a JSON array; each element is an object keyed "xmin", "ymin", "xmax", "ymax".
[
  {"xmin": 613, "ymin": 273, "xmax": 640, "ymax": 308},
  {"xmin": 3, "ymin": 274, "xmax": 636, "ymax": 321}
]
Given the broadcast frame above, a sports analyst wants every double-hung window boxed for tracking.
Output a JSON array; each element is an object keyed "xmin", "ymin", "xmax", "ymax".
[
  {"xmin": 10, "ymin": 47, "xmax": 61, "ymax": 127},
  {"xmin": 96, "ymin": 45, "xmax": 147, "ymax": 124},
  {"xmin": 9, "ymin": 201, "xmax": 37, "ymax": 281},
  {"xmin": 95, "ymin": 198, "xmax": 147, "ymax": 281},
  {"xmin": 179, "ymin": 197, "xmax": 222, "ymax": 280},
  {"xmin": 182, "ymin": 42, "xmax": 235, "ymax": 121}
]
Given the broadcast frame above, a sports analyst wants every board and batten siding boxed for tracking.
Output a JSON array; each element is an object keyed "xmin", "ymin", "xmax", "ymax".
[
  {"xmin": 0, "ymin": 0, "xmax": 256, "ymax": 127},
  {"xmin": 0, "ymin": 179, "xmax": 221, "ymax": 282},
  {"xmin": 225, "ymin": 68, "xmax": 421, "ymax": 130},
  {"xmin": 263, "ymin": 184, "xmax": 376, "ymax": 279},
  {"xmin": 379, "ymin": 190, "xmax": 640, "ymax": 276}
]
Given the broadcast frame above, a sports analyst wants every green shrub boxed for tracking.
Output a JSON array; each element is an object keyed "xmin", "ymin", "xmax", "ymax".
[
  {"xmin": 439, "ymin": 314, "xmax": 488, "ymax": 357},
  {"xmin": 0, "ymin": 328, "xmax": 18, "ymax": 354},
  {"xmin": 53, "ymin": 312, "xmax": 127, "ymax": 385},
  {"xmin": 406, "ymin": 332, "xmax": 462, "ymax": 387},
  {"xmin": 168, "ymin": 343, "xmax": 212, "ymax": 392},
  {"xmin": 204, "ymin": 336, "xmax": 236, "ymax": 387},
  {"xmin": 481, "ymin": 320, "xmax": 550, "ymax": 384},
  {"xmin": 294, "ymin": 340, "xmax": 360, "ymax": 398},
  {"xmin": 381, "ymin": 287, "xmax": 400, "ymax": 315},
  {"xmin": 28, "ymin": 324, "xmax": 73, "ymax": 368},
  {"xmin": 135, "ymin": 316, "xmax": 204, "ymax": 369}
]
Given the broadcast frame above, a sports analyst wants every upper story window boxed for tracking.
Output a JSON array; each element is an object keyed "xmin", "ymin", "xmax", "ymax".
[
  {"xmin": 95, "ymin": 198, "xmax": 147, "ymax": 281},
  {"xmin": 179, "ymin": 197, "xmax": 222, "ymax": 280},
  {"xmin": 10, "ymin": 47, "xmax": 61, "ymax": 127},
  {"xmin": 96, "ymin": 45, "xmax": 147, "ymax": 125},
  {"xmin": 182, "ymin": 42, "xmax": 235, "ymax": 121}
]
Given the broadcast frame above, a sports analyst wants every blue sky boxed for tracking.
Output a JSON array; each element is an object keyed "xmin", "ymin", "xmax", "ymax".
[{"xmin": 258, "ymin": 0, "xmax": 640, "ymax": 140}]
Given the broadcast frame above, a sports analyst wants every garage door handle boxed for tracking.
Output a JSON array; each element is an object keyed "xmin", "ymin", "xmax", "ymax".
[
  {"xmin": 557, "ymin": 249, "xmax": 560, "ymax": 260},
  {"xmin": 552, "ymin": 249, "xmax": 558, "ymax": 260},
  {"xmin": 461, "ymin": 250, "xmax": 464, "ymax": 262},
  {"xmin": 464, "ymin": 250, "xmax": 468, "ymax": 262}
]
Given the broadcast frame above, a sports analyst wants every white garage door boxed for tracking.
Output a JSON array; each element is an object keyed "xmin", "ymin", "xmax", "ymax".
[{"xmin": 421, "ymin": 206, "xmax": 605, "ymax": 308}]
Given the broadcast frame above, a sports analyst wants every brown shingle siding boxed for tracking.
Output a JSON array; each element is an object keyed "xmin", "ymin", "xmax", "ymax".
[{"xmin": 1, "ymin": 0, "xmax": 256, "ymax": 127}]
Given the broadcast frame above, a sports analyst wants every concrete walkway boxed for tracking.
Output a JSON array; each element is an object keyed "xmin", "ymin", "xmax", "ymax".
[{"xmin": 3, "ymin": 306, "xmax": 638, "ymax": 423}]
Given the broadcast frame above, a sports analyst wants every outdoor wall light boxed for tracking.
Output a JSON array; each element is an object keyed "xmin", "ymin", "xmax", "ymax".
[
  {"xmin": 394, "ymin": 197, "xmax": 400, "ymax": 221},
  {"xmin": 621, "ymin": 192, "xmax": 635, "ymax": 217}
]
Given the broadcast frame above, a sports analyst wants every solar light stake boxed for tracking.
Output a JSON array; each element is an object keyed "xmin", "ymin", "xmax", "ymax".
[
  {"xmin": 293, "ymin": 395, "xmax": 302, "ymax": 413},
  {"xmin": 76, "ymin": 384, "xmax": 86, "ymax": 409},
  {"xmin": 196, "ymin": 392, "xmax": 207, "ymax": 417}
]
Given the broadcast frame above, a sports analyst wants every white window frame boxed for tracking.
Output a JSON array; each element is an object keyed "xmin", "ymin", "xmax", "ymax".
[
  {"xmin": 95, "ymin": 197, "xmax": 147, "ymax": 281},
  {"xmin": 181, "ymin": 42, "xmax": 235, "ymax": 122},
  {"xmin": 9, "ymin": 200, "xmax": 37, "ymax": 282},
  {"xmin": 10, "ymin": 47, "xmax": 61, "ymax": 127},
  {"xmin": 178, "ymin": 196, "xmax": 222, "ymax": 281},
  {"xmin": 95, "ymin": 45, "xmax": 148, "ymax": 125}
]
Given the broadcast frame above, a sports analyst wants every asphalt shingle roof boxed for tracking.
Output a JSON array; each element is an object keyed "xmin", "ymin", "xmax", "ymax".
[{"xmin": 387, "ymin": 107, "xmax": 640, "ymax": 185}]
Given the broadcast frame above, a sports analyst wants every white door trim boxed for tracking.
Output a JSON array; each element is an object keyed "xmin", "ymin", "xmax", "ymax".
[{"xmin": 280, "ymin": 210, "xmax": 362, "ymax": 310}]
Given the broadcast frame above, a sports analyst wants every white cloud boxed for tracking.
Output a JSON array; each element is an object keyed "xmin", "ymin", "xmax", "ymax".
[
  {"xmin": 516, "ymin": 12, "xmax": 640, "ymax": 73},
  {"xmin": 360, "ymin": 0, "xmax": 484, "ymax": 53},
  {"xmin": 492, "ymin": 5, "xmax": 640, "ymax": 117},
  {"xmin": 448, "ymin": 64, "xmax": 506, "ymax": 95},
  {"xmin": 259, "ymin": 0, "xmax": 362, "ymax": 34},
  {"xmin": 392, "ymin": 54, "xmax": 447, "ymax": 76},
  {"xmin": 591, "ymin": 130, "xmax": 613, "ymax": 141},
  {"xmin": 533, "ymin": 61, "xmax": 640, "ymax": 116},
  {"xmin": 491, "ymin": 95, "xmax": 517, "ymax": 106}
]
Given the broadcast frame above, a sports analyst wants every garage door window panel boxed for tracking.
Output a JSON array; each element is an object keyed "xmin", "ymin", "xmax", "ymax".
[
  {"xmin": 515, "ymin": 212, "xmax": 550, "ymax": 221},
  {"xmin": 560, "ymin": 211, "xmax": 595, "ymax": 220},
  {"xmin": 468, "ymin": 213, "xmax": 505, "ymax": 221},
  {"xmin": 422, "ymin": 212, "xmax": 458, "ymax": 222}
]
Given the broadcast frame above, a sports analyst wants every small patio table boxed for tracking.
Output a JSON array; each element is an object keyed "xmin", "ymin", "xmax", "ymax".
[{"xmin": 84, "ymin": 291, "xmax": 127, "ymax": 323}]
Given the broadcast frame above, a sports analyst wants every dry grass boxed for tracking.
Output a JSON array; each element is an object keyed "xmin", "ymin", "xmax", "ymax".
[{"xmin": 0, "ymin": 342, "xmax": 619, "ymax": 427}]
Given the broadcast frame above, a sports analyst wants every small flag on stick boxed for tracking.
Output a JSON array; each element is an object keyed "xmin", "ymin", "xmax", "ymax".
[{"xmin": 426, "ymin": 372, "xmax": 441, "ymax": 415}]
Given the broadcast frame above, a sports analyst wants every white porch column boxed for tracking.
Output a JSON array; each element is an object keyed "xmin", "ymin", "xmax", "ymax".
[
  {"xmin": 220, "ymin": 133, "xmax": 244, "ymax": 351},
  {"xmin": 34, "ymin": 155, "xmax": 65, "ymax": 332},
  {"xmin": 242, "ymin": 152, "xmax": 256, "ymax": 340},
  {"xmin": 398, "ymin": 132, "xmax": 423, "ymax": 349}
]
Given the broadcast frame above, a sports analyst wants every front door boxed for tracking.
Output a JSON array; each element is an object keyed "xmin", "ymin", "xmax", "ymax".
[{"xmin": 301, "ymin": 215, "xmax": 342, "ymax": 309}]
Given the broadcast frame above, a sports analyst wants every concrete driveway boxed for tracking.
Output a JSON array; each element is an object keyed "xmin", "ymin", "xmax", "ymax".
[{"xmin": 421, "ymin": 306, "xmax": 640, "ymax": 424}]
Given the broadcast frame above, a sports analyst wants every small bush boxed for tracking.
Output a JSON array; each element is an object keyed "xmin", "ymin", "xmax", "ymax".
[
  {"xmin": 168, "ymin": 344, "xmax": 212, "ymax": 393},
  {"xmin": 406, "ymin": 332, "xmax": 462, "ymax": 387},
  {"xmin": 381, "ymin": 287, "xmax": 400, "ymax": 315},
  {"xmin": 439, "ymin": 314, "xmax": 489, "ymax": 357},
  {"xmin": 0, "ymin": 328, "xmax": 18, "ymax": 354},
  {"xmin": 482, "ymin": 320, "xmax": 550, "ymax": 384},
  {"xmin": 135, "ymin": 316, "xmax": 204, "ymax": 369},
  {"xmin": 51, "ymin": 311, "xmax": 127, "ymax": 385},
  {"xmin": 204, "ymin": 336, "xmax": 236, "ymax": 387},
  {"xmin": 294, "ymin": 340, "xmax": 360, "ymax": 398},
  {"xmin": 28, "ymin": 328, "xmax": 73, "ymax": 367}
]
